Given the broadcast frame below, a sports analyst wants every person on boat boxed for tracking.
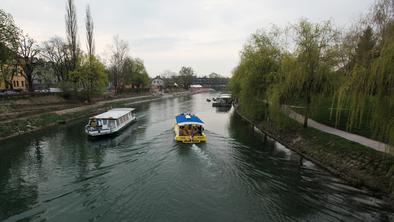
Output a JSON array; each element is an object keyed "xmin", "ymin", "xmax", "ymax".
[
  {"xmin": 185, "ymin": 125, "xmax": 191, "ymax": 136},
  {"xmin": 197, "ymin": 125, "xmax": 202, "ymax": 135},
  {"xmin": 179, "ymin": 126, "xmax": 185, "ymax": 136},
  {"xmin": 90, "ymin": 119, "xmax": 97, "ymax": 128}
]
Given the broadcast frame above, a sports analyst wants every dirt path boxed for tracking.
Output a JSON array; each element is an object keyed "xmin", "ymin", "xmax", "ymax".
[{"xmin": 287, "ymin": 109, "xmax": 391, "ymax": 153}]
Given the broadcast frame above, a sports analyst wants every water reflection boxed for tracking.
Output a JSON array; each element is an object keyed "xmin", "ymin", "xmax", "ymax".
[
  {"xmin": 215, "ymin": 106, "xmax": 232, "ymax": 113},
  {"xmin": 0, "ymin": 139, "xmax": 40, "ymax": 220}
]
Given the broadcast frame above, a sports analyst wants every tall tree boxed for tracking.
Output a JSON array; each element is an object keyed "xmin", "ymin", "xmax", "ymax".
[
  {"xmin": 85, "ymin": 5, "xmax": 94, "ymax": 57},
  {"xmin": 280, "ymin": 20, "xmax": 339, "ymax": 127},
  {"xmin": 65, "ymin": 0, "xmax": 79, "ymax": 71},
  {"xmin": 85, "ymin": 4, "xmax": 95, "ymax": 102},
  {"xmin": 18, "ymin": 34, "xmax": 40, "ymax": 92}
]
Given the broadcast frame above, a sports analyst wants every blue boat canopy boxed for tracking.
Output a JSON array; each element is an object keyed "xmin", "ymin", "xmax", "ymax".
[{"xmin": 175, "ymin": 113, "xmax": 204, "ymax": 126}]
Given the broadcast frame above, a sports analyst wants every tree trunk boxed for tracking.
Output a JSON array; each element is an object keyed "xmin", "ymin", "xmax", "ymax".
[
  {"xmin": 304, "ymin": 96, "xmax": 311, "ymax": 128},
  {"xmin": 303, "ymin": 112, "xmax": 308, "ymax": 128},
  {"xmin": 28, "ymin": 77, "xmax": 34, "ymax": 92}
]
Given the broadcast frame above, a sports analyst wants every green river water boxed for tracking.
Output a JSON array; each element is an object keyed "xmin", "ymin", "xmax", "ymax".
[{"xmin": 0, "ymin": 92, "xmax": 393, "ymax": 222}]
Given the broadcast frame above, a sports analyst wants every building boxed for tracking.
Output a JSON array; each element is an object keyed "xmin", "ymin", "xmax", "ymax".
[
  {"xmin": 150, "ymin": 76, "xmax": 165, "ymax": 94},
  {"xmin": 151, "ymin": 76, "xmax": 164, "ymax": 87},
  {"xmin": 0, "ymin": 65, "xmax": 27, "ymax": 91}
]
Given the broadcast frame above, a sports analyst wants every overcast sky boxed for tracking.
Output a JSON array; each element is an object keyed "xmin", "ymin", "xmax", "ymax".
[{"xmin": 2, "ymin": 0, "xmax": 374, "ymax": 77}]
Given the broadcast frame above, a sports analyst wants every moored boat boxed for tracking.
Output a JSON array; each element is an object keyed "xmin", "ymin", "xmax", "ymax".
[
  {"xmin": 174, "ymin": 113, "xmax": 207, "ymax": 143},
  {"xmin": 212, "ymin": 94, "xmax": 232, "ymax": 107},
  {"xmin": 85, "ymin": 108, "xmax": 136, "ymax": 136}
]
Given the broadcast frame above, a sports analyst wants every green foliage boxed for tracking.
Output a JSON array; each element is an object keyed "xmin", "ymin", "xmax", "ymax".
[
  {"xmin": 230, "ymin": 28, "xmax": 282, "ymax": 120},
  {"xmin": 178, "ymin": 66, "xmax": 194, "ymax": 89},
  {"xmin": 0, "ymin": 9, "xmax": 20, "ymax": 89},
  {"xmin": 336, "ymin": 21, "xmax": 394, "ymax": 147},
  {"xmin": 62, "ymin": 54, "xmax": 107, "ymax": 100},
  {"xmin": 116, "ymin": 57, "xmax": 149, "ymax": 92},
  {"xmin": 0, "ymin": 9, "xmax": 19, "ymax": 53},
  {"xmin": 354, "ymin": 26, "xmax": 376, "ymax": 67},
  {"xmin": 280, "ymin": 20, "xmax": 339, "ymax": 127}
]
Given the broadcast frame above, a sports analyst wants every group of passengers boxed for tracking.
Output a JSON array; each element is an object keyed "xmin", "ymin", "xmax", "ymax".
[{"xmin": 179, "ymin": 124, "xmax": 203, "ymax": 136}]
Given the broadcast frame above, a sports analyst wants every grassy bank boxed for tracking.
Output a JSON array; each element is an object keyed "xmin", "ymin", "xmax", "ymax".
[{"xmin": 234, "ymin": 106, "xmax": 394, "ymax": 202}]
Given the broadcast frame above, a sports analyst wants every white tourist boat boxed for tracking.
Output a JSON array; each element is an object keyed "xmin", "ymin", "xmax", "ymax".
[{"xmin": 85, "ymin": 108, "xmax": 136, "ymax": 136}]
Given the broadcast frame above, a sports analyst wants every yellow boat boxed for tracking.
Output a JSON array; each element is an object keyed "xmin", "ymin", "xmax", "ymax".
[{"xmin": 174, "ymin": 113, "xmax": 207, "ymax": 143}]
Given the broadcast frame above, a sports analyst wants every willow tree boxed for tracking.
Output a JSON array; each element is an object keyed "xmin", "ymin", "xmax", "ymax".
[
  {"xmin": 230, "ymin": 28, "xmax": 282, "ymax": 120},
  {"xmin": 337, "ymin": 22, "xmax": 394, "ymax": 147},
  {"xmin": 279, "ymin": 20, "xmax": 339, "ymax": 127}
]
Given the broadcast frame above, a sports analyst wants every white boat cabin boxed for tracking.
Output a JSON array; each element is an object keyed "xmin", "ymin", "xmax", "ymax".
[{"xmin": 85, "ymin": 108, "xmax": 136, "ymax": 136}]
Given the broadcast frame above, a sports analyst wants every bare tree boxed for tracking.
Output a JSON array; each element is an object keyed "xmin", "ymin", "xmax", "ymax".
[
  {"xmin": 65, "ymin": 0, "xmax": 79, "ymax": 71},
  {"xmin": 41, "ymin": 37, "xmax": 71, "ymax": 81},
  {"xmin": 110, "ymin": 35, "xmax": 129, "ymax": 94},
  {"xmin": 18, "ymin": 34, "xmax": 40, "ymax": 92}
]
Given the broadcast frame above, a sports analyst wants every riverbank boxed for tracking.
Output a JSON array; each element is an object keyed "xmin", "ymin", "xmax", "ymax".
[
  {"xmin": 234, "ymin": 106, "xmax": 394, "ymax": 204},
  {"xmin": 0, "ymin": 89, "xmax": 211, "ymax": 142}
]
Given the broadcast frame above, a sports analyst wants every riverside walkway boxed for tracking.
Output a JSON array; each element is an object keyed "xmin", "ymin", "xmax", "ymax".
[{"xmin": 287, "ymin": 109, "xmax": 391, "ymax": 154}]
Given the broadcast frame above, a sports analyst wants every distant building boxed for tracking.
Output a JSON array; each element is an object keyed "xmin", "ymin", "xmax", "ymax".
[
  {"xmin": 0, "ymin": 65, "xmax": 27, "ymax": 91},
  {"xmin": 151, "ymin": 76, "xmax": 165, "ymax": 87},
  {"xmin": 150, "ymin": 76, "xmax": 165, "ymax": 94}
]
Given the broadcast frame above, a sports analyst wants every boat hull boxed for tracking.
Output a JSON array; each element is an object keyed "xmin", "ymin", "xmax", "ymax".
[{"xmin": 85, "ymin": 117, "xmax": 136, "ymax": 137}]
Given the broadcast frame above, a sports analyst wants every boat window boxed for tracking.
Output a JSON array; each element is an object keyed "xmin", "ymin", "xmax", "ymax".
[
  {"xmin": 102, "ymin": 119, "xmax": 108, "ymax": 125},
  {"xmin": 108, "ymin": 120, "xmax": 115, "ymax": 128}
]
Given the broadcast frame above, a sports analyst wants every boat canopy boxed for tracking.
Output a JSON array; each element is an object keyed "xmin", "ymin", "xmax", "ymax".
[
  {"xmin": 92, "ymin": 108, "xmax": 135, "ymax": 119},
  {"xmin": 175, "ymin": 113, "xmax": 204, "ymax": 126}
]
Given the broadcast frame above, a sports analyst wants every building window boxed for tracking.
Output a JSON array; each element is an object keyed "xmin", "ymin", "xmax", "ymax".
[
  {"xmin": 21, "ymin": 81, "xmax": 24, "ymax": 87},
  {"xmin": 13, "ymin": 81, "xmax": 16, "ymax": 87},
  {"xmin": 16, "ymin": 81, "xmax": 19, "ymax": 87}
]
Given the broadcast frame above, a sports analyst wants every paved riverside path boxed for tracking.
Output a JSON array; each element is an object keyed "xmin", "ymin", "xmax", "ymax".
[
  {"xmin": 286, "ymin": 109, "xmax": 391, "ymax": 153},
  {"xmin": 55, "ymin": 95, "xmax": 155, "ymax": 115}
]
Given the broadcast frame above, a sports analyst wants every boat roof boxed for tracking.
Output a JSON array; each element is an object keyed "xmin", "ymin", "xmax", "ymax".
[
  {"xmin": 175, "ymin": 113, "xmax": 204, "ymax": 126},
  {"xmin": 92, "ymin": 108, "xmax": 135, "ymax": 119},
  {"xmin": 218, "ymin": 94, "xmax": 232, "ymax": 99}
]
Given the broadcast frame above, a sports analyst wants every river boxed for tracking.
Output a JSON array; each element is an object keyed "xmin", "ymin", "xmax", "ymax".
[{"xmin": 0, "ymin": 92, "xmax": 393, "ymax": 222}]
